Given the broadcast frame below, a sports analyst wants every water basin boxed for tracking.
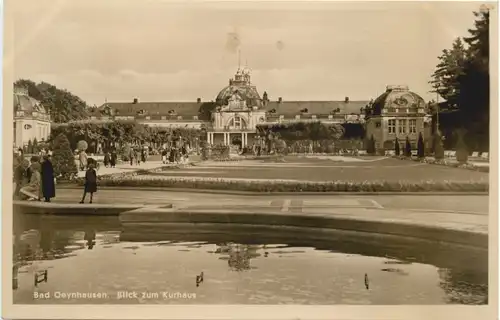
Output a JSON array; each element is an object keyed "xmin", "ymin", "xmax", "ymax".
[{"xmin": 13, "ymin": 214, "xmax": 488, "ymax": 305}]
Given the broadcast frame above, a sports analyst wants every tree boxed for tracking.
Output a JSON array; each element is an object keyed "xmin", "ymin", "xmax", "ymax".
[
  {"xmin": 51, "ymin": 133, "xmax": 78, "ymax": 179},
  {"xmin": 429, "ymin": 8, "xmax": 490, "ymax": 151},
  {"xmin": 417, "ymin": 133, "xmax": 425, "ymax": 158},
  {"xmin": 77, "ymin": 140, "xmax": 88, "ymax": 152},
  {"xmin": 367, "ymin": 135, "xmax": 376, "ymax": 154},
  {"xmin": 394, "ymin": 137, "xmax": 400, "ymax": 156},
  {"xmin": 27, "ymin": 139, "xmax": 33, "ymax": 154},
  {"xmin": 459, "ymin": 9, "xmax": 490, "ymax": 148},
  {"xmin": 429, "ymin": 38, "xmax": 467, "ymax": 109},
  {"xmin": 455, "ymin": 128, "xmax": 469, "ymax": 163},
  {"xmin": 405, "ymin": 137, "xmax": 412, "ymax": 157},
  {"xmin": 14, "ymin": 79, "xmax": 90, "ymax": 123},
  {"xmin": 433, "ymin": 130, "xmax": 445, "ymax": 160},
  {"xmin": 32, "ymin": 138, "xmax": 39, "ymax": 154}
]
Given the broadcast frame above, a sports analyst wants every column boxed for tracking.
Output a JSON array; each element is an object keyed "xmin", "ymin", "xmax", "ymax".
[
  {"xmin": 207, "ymin": 132, "xmax": 211, "ymax": 143},
  {"xmin": 211, "ymin": 133, "xmax": 215, "ymax": 145},
  {"xmin": 244, "ymin": 133, "xmax": 248, "ymax": 147},
  {"xmin": 241, "ymin": 132, "xmax": 245, "ymax": 147},
  {"xmin": 223, "ymin": 133, "xmax": 227, "ymax": 145}
]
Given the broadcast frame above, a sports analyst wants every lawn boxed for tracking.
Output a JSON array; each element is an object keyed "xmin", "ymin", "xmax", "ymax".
[{"xmin": 151, "ymin": 157, "xmax": 489, "ymax": 183}]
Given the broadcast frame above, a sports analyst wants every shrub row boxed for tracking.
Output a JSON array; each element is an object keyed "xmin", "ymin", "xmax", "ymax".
[
  {"xmin": 393, "ymin": 156, "xmax": 489, "ymax": 173},
  {"xmin": 72, "ymin": 165, "xmax": 181, "ymax": 185},
  {"xmin": 85, "ymin": 175, "xmax": 488, "ymax": 192}
]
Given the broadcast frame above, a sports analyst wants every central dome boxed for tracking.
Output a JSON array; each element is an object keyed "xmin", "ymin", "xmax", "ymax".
[{"xmin": 215, "ymin": 68, "xmax": 263, "ymax": 108}]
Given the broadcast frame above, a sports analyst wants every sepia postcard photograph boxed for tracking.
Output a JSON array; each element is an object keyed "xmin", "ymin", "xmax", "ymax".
[{"xmin": 2, "ymin": 0, "xmax": 498, "ymax": 319}]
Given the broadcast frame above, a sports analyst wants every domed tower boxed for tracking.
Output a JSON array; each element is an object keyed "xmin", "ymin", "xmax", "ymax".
[
  {"xmin": 215, "ymin": 67, "xmax": 263, "ymax": 110},
  {"xmin": 13, "ymin": 87, "xmax": 51, "ymax": 148},
  {"xmin": 207, "ymin": 66, "xmax": 267, "ymax": 149},
  {"xmin": 365, "ymin": 85, "xmax": 431, "ymax": 154}
]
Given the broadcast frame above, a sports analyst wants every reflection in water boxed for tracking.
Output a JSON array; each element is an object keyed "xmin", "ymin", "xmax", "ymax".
[
  {"xmin": 84, "ymin": 230, "xmax": 96, "ymax": 250},
  {"xmin": 12, "ymin": 214, "xmax": 488, "ymax": 305},
  {"xmin": 215, "ymin": 243, "xmax": 261, "ymax": 271}
]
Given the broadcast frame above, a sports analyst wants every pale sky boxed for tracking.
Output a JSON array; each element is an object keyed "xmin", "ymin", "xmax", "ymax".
[{"xmin": 11, "ymin": 0, "xmax": 485, "ymax": 106}]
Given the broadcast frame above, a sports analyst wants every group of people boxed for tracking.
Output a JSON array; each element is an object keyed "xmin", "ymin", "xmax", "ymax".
[
  {"xmin": 160, "ymin": 144, "xmax": 190, "ymax": 164},
  {"xmin": 13, "ymin": 155, "xmax": 55, "ymax": 202},
  {"xmin": 128, "ymin": 147, "xmax": 149, "ymax": 166},
  {"xmin": 14, "ymin": 152, "xmax": 98, "ymax": 204},
  {"xmin": 103, "ymin": 150, "xmax": 118, "ymax": 168}
]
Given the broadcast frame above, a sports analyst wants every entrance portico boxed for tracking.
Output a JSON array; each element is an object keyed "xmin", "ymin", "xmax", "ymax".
[{"xmin": 207, "ymin": 131, "xmax": 251, "ymax": 147}]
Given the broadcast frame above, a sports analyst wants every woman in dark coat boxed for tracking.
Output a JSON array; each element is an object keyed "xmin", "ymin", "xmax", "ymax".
[
  {"xmin": 80, "ymin": 160, "xmax": 97, "ymax": 204},
  {"xmin": 110, "ymin": 150, "xmax": 117, "ymax": 168},
  {"xmin": 41, "ymin": 155, "xmax": 55, "ymax": 202}
]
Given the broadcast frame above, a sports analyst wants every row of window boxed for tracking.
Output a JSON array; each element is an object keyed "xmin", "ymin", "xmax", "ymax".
[
  {"xmin": 105, "ymin": 115, "xmax": 199, "ymax": 121},
  {"xmin": 388, "ymin": 119, "xmax": 417, "ymax": 134}
]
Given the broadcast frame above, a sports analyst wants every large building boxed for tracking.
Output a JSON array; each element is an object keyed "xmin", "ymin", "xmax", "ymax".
[
  {"xmin": 365, "ymin": 85, "xmax": 432, "ymax": 151},
  {"xmin": 98, "ymin": 67, "xmax": 375, "ymax": 147},
  {"xmin": 52, "ymin": 66, "xmax": 430, "ymax": 152},
  {"xmin": 13, "ymin": 87, "xmax": 51, "ymax": 148}
]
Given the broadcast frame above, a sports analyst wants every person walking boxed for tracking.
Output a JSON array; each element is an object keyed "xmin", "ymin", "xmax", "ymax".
[
  {"xmin": 129, "ymin": 148, "xmax": 134, "ymax": 166},
  {"xmin": 110, "ymin": 150, "xmax": 117, "ymax": 168},
  {"xmin": 103, "ymin": 151, "xmax": 110, "ymax": 168},
  {"xmin": 79, "ymin": 160, "xmax": 97, "ymax": 204},
  {"xmin": 161, "ymin": 149, "xmax": 167, "ymax": 164},
  {"xmin": 41, "ymin": 155, "xmax": 55, "ymax": 202},
  {"xmin": 20, "ymin": 162, "xmax": 42, "ymax": 201},
  {"xmin": 141, "ymin": 149, "xmax": 146, "ymax": 164}
]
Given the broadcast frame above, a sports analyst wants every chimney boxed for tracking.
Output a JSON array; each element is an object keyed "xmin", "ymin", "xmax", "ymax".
[
  {"xmin": 278, "ymin": 97, "xmax": 282, "ymax": 103},
  {"xmin": 197, "ymin": 98, "xmax": 201, "ymax": 103},
  {"xmin": 345, "ymin": 97, "xmax": 349, "ymax": 103},
  {"xmin": 133, "ymin": 98, "xmax": 138, "ymax": 104}
]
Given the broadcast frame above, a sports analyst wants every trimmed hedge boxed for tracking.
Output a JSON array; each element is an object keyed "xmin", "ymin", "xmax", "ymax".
[
  {"xmin": 394, "ymin": 155, "xmax": 489, "ymax": 173},
  {"xmin": 76, "ymin": 172, "xmax": 488, "ymax": 193}
]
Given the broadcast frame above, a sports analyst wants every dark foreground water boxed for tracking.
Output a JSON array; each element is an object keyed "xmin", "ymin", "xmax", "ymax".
[{"xmin": 13, "ymin": 214, "xmax": 487, "ymax": 305}]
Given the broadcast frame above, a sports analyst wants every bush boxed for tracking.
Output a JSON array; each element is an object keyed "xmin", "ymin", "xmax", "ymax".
[
  {"xmin": 32, "ymin": 138, "xmax": 39, "ymax": 154},
  {"xmin": 27, "ymin": 140, "xmax": 33, "ymax": 154},
  {"xmin": 405, "ymin": 137, "xmax": 412, "ymax": 157},
  {"xmin": 417, "ymin": 133, "xmax": 425, "ymax": 158},
  {"xmin": 52, "ymin": 133, "xmax": 78, "ymax": 180},
  {"xmin": 88, "ymin": 174, "xmax": 488, "ymax": 193},
  {"xmin": 77, "ymin": 140, "xmax": 88, "ymax": 152},
  {"xmin": 211, "ymin": 145, "xmax": 230, "ymax": 160},
  {"xmin": 367, "ymin": 135, "xmax": 376, "ymax": 155}
]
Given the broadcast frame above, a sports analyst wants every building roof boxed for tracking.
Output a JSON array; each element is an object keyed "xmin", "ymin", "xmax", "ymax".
[
  {"xmin": 263, "ymin": 100, "xmax": 369, "ymax": 116},
  {"xmin": 99, "ymin": 101, "xmax": 202, "ymax": 117},
  {"xmin": 370, "ymin": 85, "xmax": 427, "ymax": 116},
  {"xmin": 99, "ymin": 99, "xmax": 371, "ymax": 118},
  {"xmin": 100, "ymin": 99, "xmax": 370, "ymax": 118},
  {"xmin": 216, "ymin": 85, "xmax": 263, "ymax": 108},
  {"xmin": 13, "ymin": 87, "xmax": 47, "ymax": 114}
]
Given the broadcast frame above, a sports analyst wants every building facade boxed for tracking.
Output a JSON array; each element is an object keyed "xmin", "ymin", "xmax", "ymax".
[
  {"xmin": 98, "ymin": 67, "xmax": 373, "ymax": 148},
  {"xmin": 365, "ymin": 85, "xmax": 432, "ymax": 152},
  {"xmin": 13, "ymin": 87, "xmax": 51, "ymax": 148},
  {"xmin": 36, "ymin": 66, "xmax": 433, "ymax": 152}
]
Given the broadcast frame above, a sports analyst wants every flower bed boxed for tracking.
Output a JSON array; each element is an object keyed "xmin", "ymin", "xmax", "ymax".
[
  {"xmin": 393, "ymin": 156, "xmax": 489, "ymax": 173},
  {"xmin": 86, "ymin": 175, "xmax": 488, "ymax": 192},
  {"xmin": 71, "ymin": 165, "xmax": 181, "ymax": 185}
]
